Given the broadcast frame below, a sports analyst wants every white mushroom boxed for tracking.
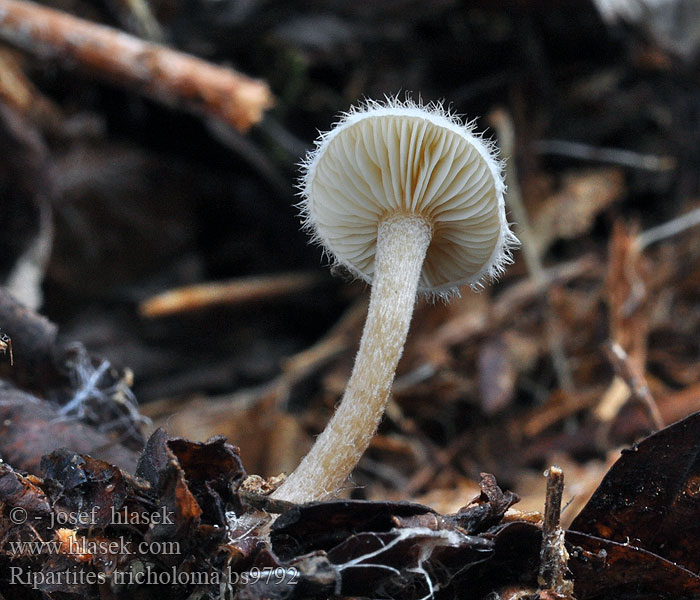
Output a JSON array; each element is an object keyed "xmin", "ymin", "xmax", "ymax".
[{"xmin": 272, "ymin": 98, "xmax": 518, "ymax": 504}]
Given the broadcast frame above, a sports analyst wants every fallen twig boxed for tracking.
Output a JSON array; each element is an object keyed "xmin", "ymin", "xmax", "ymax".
[
  {"xmin": 534, "ymin": 139, "xmax": 676, "ymax": 172},
  {"xmin": 637, "ymin": 205, "xmax": 700, "ymax": 249},
  {"xmin": 595, "ymin": 221, "xmax": 657, "ymax": 434},
  {"xmin": 0, "ymin": 0, "xmax": 273, "ymax": 131},
  {"xmin": 139, "ymin": 272, "xmax": 322, "ymax": 317},
  {"xmin": 115, "ymin": 0, "xmax": 163, "ymax": 41},
  {"xmin": 538, "ymin": 465, "xmax": 574, "ymax": 598},
  {"xmin": 604, "ymin": 341, "xmax": 664, "ymax": 431},
  {"xmin": 491, "ymin": 109, "xmax": 574, "ymax": 392}
]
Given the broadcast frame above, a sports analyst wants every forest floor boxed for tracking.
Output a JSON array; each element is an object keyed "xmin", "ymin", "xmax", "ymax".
[{"xmin": 1, "ymin": 1, "xmax": 700, "ymax": 598}]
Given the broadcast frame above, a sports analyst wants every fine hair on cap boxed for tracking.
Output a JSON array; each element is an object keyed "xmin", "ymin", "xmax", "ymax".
[{"xmin": 299, "ymin": 96, "xmax": 519, "ymax": 298}]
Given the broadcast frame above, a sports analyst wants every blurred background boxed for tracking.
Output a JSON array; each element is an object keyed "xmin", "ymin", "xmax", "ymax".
[{"xmin": 2, "ymin": 0, "xmax": 700, "ymax": 519}]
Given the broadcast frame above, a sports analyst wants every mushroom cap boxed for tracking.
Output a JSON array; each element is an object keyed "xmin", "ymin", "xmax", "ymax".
[{"xmin": 300, "ymin": 99, "xmax": 518, "ymax": 296}]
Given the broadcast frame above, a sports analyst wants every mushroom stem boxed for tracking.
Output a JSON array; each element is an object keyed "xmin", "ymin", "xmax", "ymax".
[{"xmin": 273, "ymin": 214, "xmax": 432, "ymax": 503}]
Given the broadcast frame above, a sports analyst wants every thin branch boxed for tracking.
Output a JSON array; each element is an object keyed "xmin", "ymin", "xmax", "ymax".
[
  {"xmin": 535, "ymin": 139, "xmax": 676, "ymax": 172},
  {"xmin": 0, "ymin": 0, "xmax": 273, "ymax": 131},
  {"xmin": 119, "ymin": 0, "xmax": 163, "ymax": 41},
  {"xmin": 491, "ymin": 109, "xmax": 574, "ymax": 392},
  {"xmin": 538, "ymin": 466, "xmax": 574, "ymax": 597},
  {"xmin": 604, "ymin": 341, "xmax": 664, "ymax": 431},
  {"xmin": 139, "ymin": 272, "xmax": 322, "ymax": 317},
  {"xmin": 637, "ymin": 206, "xmax": 700, "ymax": 249},
  {"xmin": 542, "ymin": 466, "xmax": 564, "ymax": 538}
]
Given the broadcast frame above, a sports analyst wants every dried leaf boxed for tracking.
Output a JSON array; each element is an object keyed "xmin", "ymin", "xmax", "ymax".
[
  {"xmin": 570, "ymin": 411, "xmax": 700, "ymax": 574},
  {"xmin": 530, "ymin": 169, "xmax": 625, "ymax": 255}
]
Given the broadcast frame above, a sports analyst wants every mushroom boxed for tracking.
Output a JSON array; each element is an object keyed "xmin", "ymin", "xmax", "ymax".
[{"xmin": 272, "ymin": 98, "xmax": 518, "ymax": 504}]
